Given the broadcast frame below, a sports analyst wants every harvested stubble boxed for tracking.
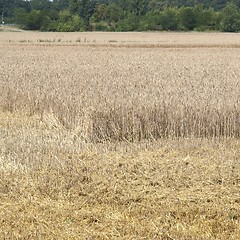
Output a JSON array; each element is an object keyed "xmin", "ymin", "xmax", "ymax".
[
  {"xmin": 0, "ymin": 33, "xmax": 240, "ymax": 239},
  {"xmin": 0, "ymin": 112, "xmax": 240, "ymax": 239}
]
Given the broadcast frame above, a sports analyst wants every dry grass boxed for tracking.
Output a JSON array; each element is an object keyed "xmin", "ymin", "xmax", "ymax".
[
  {"xmin": 0, "ymin": 32, "xmax": 240, "ymax": 239},
  {"xmin": 1, "ymin": 31, "xmax": 240, "ymax": 47}
]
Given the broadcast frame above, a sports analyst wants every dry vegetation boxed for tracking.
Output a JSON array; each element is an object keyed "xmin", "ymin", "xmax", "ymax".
[
  {"xmin": 1, "ymin": 31, "xmax": 240, "ymax": 47},
  {"xmin": 0, "ymin": 32, "xmax": 240, "ymax": 239}
]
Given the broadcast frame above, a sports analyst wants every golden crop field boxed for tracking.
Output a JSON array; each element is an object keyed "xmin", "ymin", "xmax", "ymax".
[{"xmin": 0, "ymin": 31, "xmax": 240, "ymax": 239}]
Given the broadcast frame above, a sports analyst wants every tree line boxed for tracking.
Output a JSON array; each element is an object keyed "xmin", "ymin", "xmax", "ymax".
[{"xmin": 1, "ymin": 0, "xmax": 240, "ymax": 32}]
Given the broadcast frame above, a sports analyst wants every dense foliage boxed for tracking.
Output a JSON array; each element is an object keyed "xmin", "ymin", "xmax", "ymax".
[{"xmin": 1, "ymin": 0, "xmax": 240, "ymax": 32}]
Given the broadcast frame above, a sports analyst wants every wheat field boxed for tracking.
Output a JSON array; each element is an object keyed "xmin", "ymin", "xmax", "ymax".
[{"xmin": 0, "ymin": 32, "xmax": 240, "ymax": 239}]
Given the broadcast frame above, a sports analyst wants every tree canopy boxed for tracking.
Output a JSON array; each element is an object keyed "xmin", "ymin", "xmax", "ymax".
[{"xmin": 1, "ymin": 0, "xmax": 240, "ymax": 32}]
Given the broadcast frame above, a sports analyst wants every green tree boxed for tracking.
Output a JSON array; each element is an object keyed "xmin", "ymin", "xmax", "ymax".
[
  {"xmin": 179, "ymin": 7, "xmax": 196, "ymax": 30},
  {"xmin": 194, "ymin": 5, "xmax": 217, "ymax": 30},
  {"xmin": 72, "ymin": 14, "xmax": 85, "ymax": 30},
  {"xmin": 30, "ymin": 0, "xmax": 51, "ymax": 11},
  {"xmin": 129, "ymin": 0, "xmax": 149, "ymax": 16},
  {"xmin": 56, "ymin": 10, "xmax": 85, "ymax": 31},
  {"xmin": 148, "ymin": 0, "xmax": 164, "ymax": 12},
  {"xmin": 116, "ymin": 13, "xmax": 140, "ymax": 31},
  {"xmin": 107, "ymin": 3, "xmax": 123, "ymax": 23},
  {"xmin": 220, "ymin": 3, "xmax": 240, "ymax": 32},
  {"xmin": 14, "ymin": 8, "xmax": 28, "ymax": 27},
  {"xmin": 158, "ymin": 8, "xmax": 178, "ymax": 30},
  {"xmin": 78, "ymin": 0, "xmax": 98, "ymax": 29},
  {"xmin": 69, "ymin": 0, "xmax": 79, "ymax": 14},
  {"xmin": 25, "ymin": 10, "xmax": 48, "ymax": 30},
  {"xmin": 52, "ymin": 0, "xmax": 70, "ymax": 11},
  {"xmin": 139, "ymin": 12, "xmax": 159, "ymax": 30},
  {"xmin": 93, "ymin": 4, "xmax": 108, "ymax": 21}
]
